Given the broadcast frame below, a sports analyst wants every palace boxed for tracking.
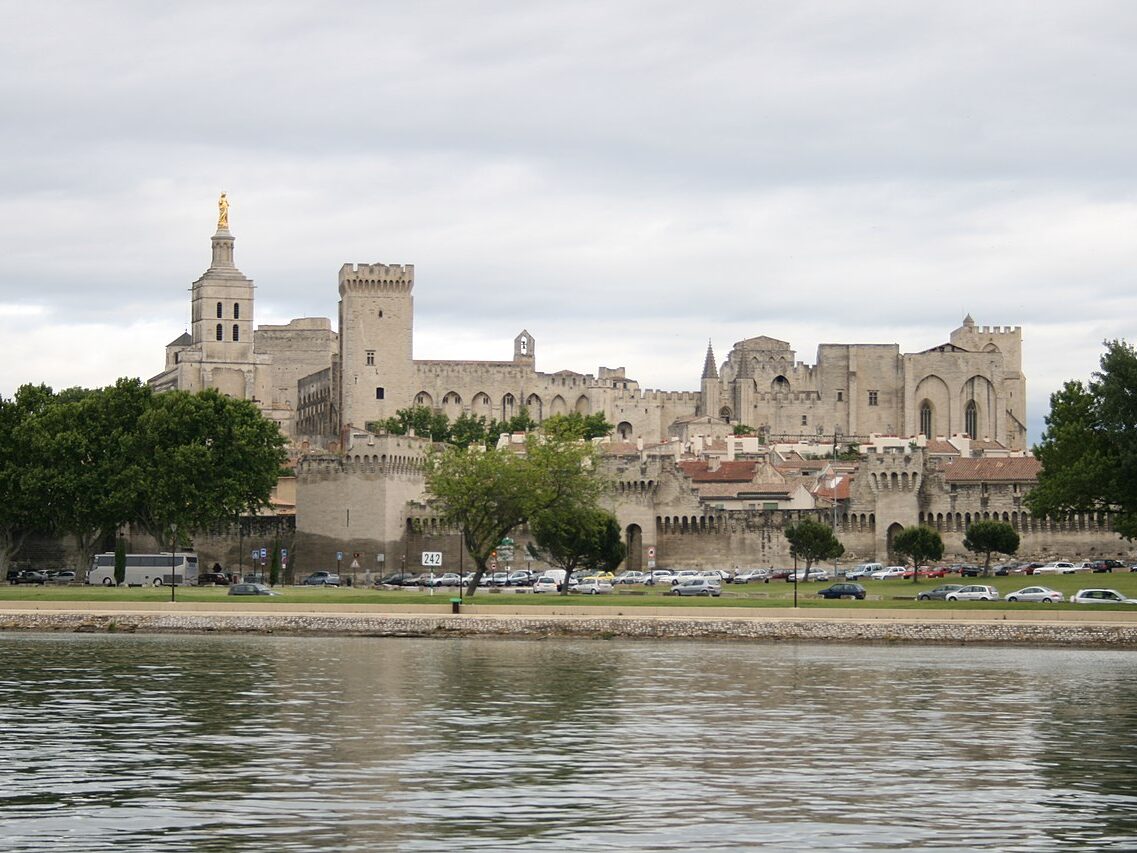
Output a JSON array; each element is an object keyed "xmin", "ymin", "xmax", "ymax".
[{"xmin": 150, "ymin": 204, "xmax": 1028, "ymax": 453}]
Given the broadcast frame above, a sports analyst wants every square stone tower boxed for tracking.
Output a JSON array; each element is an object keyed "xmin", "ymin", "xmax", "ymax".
[{"xmin": 338, "ymin": 263, "xmax": 415, "ymax": 430}]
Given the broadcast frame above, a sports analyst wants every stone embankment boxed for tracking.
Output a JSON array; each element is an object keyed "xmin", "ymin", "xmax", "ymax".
[{"xmin": 3, "ymin": 603, "xmax": 1137, "ymax": 647}]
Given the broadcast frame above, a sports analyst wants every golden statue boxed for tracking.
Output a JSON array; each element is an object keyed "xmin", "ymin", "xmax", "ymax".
[{"xmin": 217, "ymin": 192, "xmax": 230, "ymax": 229}]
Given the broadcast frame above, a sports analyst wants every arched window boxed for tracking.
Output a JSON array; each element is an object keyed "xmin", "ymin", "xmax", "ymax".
[
  {"xmin": 215, "ymin": 323, "xmax": 223, "ymax": 341},
  {"xmin": 965, "ymin": 401, "xmax": 978, "ymax": 439},
  {"xmin": 233, "ymin": 324, "xmax": 240, "ymax": 342},
  {"xmin": 920, "ymin": 401, "xmax": 933, "ymax": 439},
  {"xmin": 216, "ymin": 302, "xmax": 223, "ymax": 319},
  {"xmin": 233, "ymin": 303, "xmax": 240, "ymax": 320}
]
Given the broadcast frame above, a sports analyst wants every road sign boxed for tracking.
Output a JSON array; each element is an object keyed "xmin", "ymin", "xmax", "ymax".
[
  {"xmin": 260, "ymin": 548, "xmax": 267, "ymax": 560},
  {"xmin": 647, "ymin": 559, "xmax": 656, "ymax": 569},
  {"xmin": 422, "ymin": 551, "xmax": 443, "ymax": 567},
  {"xmin": 250, "ymin": 549, "xmax": 258, "ymax": 560},
  {"xmin": 647, "ymin": 547, "xmax": 656, "ymax": 558},
  {"xmin": 336, "ymin": 551, "xmax": 343, "ymax": 561},
  {"xmin": 280, "ymin": 548, "xmax": 287, "ymax": 559},
  {"xmin": 350, "ymin": 559, "xmax": 360, "ymax": 570}
]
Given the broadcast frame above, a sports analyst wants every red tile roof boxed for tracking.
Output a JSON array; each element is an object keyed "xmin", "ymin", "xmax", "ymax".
[
  {"xmin": 678, "ymin": 460, "xmax": 759, "ymax": 482},
  {"xmin": 944, "ymin": 458, "xmax": 1041, "ymax": 483}
]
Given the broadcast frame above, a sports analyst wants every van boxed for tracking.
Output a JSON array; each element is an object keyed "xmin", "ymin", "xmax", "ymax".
[
  {"xmin": 533, "ymin": 569, "xmax": 567, "ymax": 592},
  {"xmin": 846, "ymin": 563, "xmax": 882, "ymax": 580}
]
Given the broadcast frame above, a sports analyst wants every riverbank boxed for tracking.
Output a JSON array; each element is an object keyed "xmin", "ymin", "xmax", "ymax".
[{"xmin": 3, "ymin": 601, "xmax": 1137, "ymax": 647}]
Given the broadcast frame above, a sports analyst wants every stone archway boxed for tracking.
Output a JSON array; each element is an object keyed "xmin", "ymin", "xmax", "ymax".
[
  {"xmin": 625, "ymin": 524, "xmax": 642, "ymax": 572},
  {"xmin": 886, "ymin": 522, "xmax": 904, "ymax": 562}
]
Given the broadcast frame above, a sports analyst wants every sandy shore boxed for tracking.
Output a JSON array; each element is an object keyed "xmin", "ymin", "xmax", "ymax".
[{"xmin": 2, "ymin": 601, "xmax": 1137, "ymax": 647}]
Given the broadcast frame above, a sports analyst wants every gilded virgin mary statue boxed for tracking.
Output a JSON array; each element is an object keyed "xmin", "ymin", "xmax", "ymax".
[{"xmin": 218, "ymin": 192, "xmax": 230, "ymax": 229}]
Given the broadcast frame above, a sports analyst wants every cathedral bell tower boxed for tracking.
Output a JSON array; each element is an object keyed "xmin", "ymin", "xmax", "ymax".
[{"xmin": 190, "ymin": 192, "xmax": 255, "ymax": 365}]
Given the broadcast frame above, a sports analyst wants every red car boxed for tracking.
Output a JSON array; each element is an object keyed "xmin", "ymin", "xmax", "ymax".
[{"xmin": 902, "ymin": 567, "xmax": 947, "ymax": 579}]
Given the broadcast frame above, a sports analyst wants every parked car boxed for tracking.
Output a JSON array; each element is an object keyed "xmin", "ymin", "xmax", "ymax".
[
  {"xmin": 532, "ymin": 575, "xmax": 562, "ymax": 593},
  {"xmin": 302, "ymin": 571, "xmax": 341, "ymax": 586},
  {"xmin": 228, "ymin": 582, "xmax": 280, "ymax": 596},
  {"xmin": 11, "ymin": 570, "xmax": 47, "ymax": 585},
  {"xmin": 846, "ymin": 563, "xmax": 882, "ymax": 580},
  {"xmin": 612, "ymin": 571, "xmax": 646, "ymax": 585},
  {"xmin": 1034, "ymin": 562, "xmax": 1077, "ymax": 575},
  {"xmin": 916, "ymin": 584, "xmax": 964, "ymax": 601},
  {"xmin": 573, "ymin": 578, "xmax": 614, "ymax": 595},
  {"xmin": 787, "ymin": 568, "xmax": 830, "ymax": 582},
  {"xmin": 1005, "ymin": 585, "xmax": 1064, "ymax": 603},
  {"xmin": 669, "ymin": 578, "xmax": 721, "ymax": 597},
  {"xmin": 505, "ymin": 570, "xmax": 534, "ymax": 586},
  {"xmin": 1089, "ymin": 560, "xmax": 1126, "ymax": 573},
  {"xmin": 1071, "ymin": 588, "xmax": 1137, "ymax": 605},
  {"xmin": 423, "ymin": 572, "xmax": 462, "ymax": 587},
  {"xmin": 48, "ymin": 570, "xmax": 77, "ymax": 584},
  {"xmin": 869, "ymin": 566, "xmax": 907, "ymax": 581},
  {"xmin": 197, "ymin": 571, "xmax": 230, "ymax": 586},
  {"xmin": 376, "ymin": 572, "xmax": 414, "ymax": 586},
  {"xmin": 956, "ymin": 564, "xmax": 984, "ymax": 577},
  {"xmin": 945, "ymin": 585, "xmax": 1000, "ymax": 601},
  {"xmin": 816, "ymin": 583, "xmax": 866, "ymax": 600},
  {"xmin": 903, "ymin": 567, "xmax": 946, "ymax": 579},
  {"xmin": 734, "ymin": 569, "xmax": 771, "ymax": 583}
]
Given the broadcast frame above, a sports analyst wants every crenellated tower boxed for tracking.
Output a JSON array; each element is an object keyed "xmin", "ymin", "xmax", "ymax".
[{"xmin": 338, "ymin": 262, "xmax": 415, "ymax": 431}]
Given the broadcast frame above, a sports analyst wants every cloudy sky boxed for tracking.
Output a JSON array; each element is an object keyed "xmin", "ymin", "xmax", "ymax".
[{"xmin": 3, "ymin": 1, "xmax": 1136, "ymax": 443}]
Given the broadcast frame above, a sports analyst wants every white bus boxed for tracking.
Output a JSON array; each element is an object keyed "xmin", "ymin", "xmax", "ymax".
[{"xmin": 87, "ymin": 553, "xmax": 200, "ymax": 587}]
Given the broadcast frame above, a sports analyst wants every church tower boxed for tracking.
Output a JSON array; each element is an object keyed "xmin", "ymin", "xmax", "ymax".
[
  {"xmin": 190, "ymin": 193, "xmax": 255, "ymax": 369},
  {"xmin": 699, "ymin": 340, "xmax": 722, "ymax": 419}
]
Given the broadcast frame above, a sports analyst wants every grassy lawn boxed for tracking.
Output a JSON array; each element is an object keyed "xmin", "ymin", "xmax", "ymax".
[{"xmin": 3, "ymin": 570, "xmax": 1137, "ymax": 612}]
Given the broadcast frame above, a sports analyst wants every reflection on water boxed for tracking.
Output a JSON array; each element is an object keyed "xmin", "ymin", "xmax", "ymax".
[{"xmin": 1, "ymin": 634, "xmax": 1136, "ymax": 851}]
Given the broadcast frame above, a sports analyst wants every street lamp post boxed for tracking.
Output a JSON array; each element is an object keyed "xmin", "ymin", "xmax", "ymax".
[{"xmin": 170, "ymin": 523, "xmax": 177, "ymax": 603}]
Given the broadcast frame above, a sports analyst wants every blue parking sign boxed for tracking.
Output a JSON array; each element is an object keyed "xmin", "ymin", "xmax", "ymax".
[{"xmin": 260, "ymin": 548, "xmax": 267, "ymax": 560}]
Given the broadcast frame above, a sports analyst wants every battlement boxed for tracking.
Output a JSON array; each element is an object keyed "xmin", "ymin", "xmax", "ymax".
[
  {"xmin": 621, "ymin": 389, "xmax": 700, "ymax": 403},
  {"xmin": 338, "ymin": 263, "xmax": 415, "ymax": 294},
  {"xmin": 974, "ymin": 325, "xmax": 1021, "ymax": 335}
]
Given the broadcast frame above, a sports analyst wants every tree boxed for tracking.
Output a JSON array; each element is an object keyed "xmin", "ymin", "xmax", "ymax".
[
  {"xmin": 113, "ymin": 536, "xmax": 127, "ymax": 587},
  {"xmin": 128, "ymin": 389, "xmax": 288, "ymax": 551},
  {"xmin": 30, "ymin": 379, "xmax": 153, "ymax": 574},
  {"xmin": 1028, "ymin": 340, "xmax": 1137, "ymax": 539},
  {"xmin": 541, "ymin": 412, "xmax": 614, "ymax": 441},
  {"xmin": 733, "ymin": 424, "xmax": 756, "ymax": 436},
  {"xmin": 449, "ymin": 412, "xmax": 490, "ymax": 449},
  {"xmin": 527, "ymin": 507, "xmax": 626, "ymax": 595},
  {"xmin": 963, "ymin": 520, "xmax": 1020, "ymax": 576},
  {"xmin": 891, "ymin": 525, "xmax": 944, "ymax": 581},
  {"xmin": 425, "ymin": 433, "xmax": 604, "ymax": 596},
  {"xmin": 371, "ymin": 406, "xmax": 451, "ymax": 442},
  {"xmin": 0, "ymin": 384, "xmax": 58, "ymax": 575},
  {"xmin": 783, "ymin": 519, "xmax": 844, "ymax": 578}
]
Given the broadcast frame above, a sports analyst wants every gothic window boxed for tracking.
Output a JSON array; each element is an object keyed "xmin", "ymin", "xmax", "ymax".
[
  {"xmin": 719, "ymin": 406, "xmax": 732, "ymax": 422},
  {"xmin": 216, "ymin": 302, "xmax": 223, "ymax": 319},
  {"xmin": 801, "ymin": 414, "xmax": 808, "ymax": 426},
  {"xmin": 376, "ymin": 387, "xmax": 385, "ymax": 400},
  {"xmin": 920, "ymin": 402, "xmax": 933, "ymax": 439},
  {"xmin": 366, "ymin": 350, "xmax": 375, "ymax": 366},
  {"xmin": 868, "ymin": 390, "xmax": 879, "ymax": 406},
  {"xmin": 837, "ymin": 390, "xmax": 844, "ymax": 402},
  {"xmin": 965, "ymin": 401, "xmax": 978, "ymax": 439},
  {"xmin": 232, "ymin": 324, "xmax": 239, "ymax": 342},
  {"xmin": 233, "ymin": 303, "xmax": 240, "ymax": 320},
  {"xmin": 215, "ymin": 323, "xmax": 223, "ymax": 341},
  {"xmin": 378, "ymin": 310, "xmax": 384, "ymax": 318}
]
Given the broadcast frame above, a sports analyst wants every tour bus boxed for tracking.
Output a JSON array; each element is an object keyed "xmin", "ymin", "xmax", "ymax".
[{"xmin": 87, "ymin": 553, "xmax": 200, "ymax": 587}]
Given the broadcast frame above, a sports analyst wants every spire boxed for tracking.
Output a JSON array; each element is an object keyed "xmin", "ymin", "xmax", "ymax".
[
  {"xmin": 962, "ymin": 313, "xmax": 975, "ymax": 327},
  {"xmin": 210, "ymin": 193, "xmax": 236, "ymax": 270},
  {"xmin": 701, "ymin": 340, "xmax": 718, "ymax": 380}
]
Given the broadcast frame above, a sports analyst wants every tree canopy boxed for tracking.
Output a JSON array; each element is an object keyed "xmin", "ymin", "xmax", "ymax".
[
  {"xmin": 527, "ymin": 507, "xmax": 626, "ymax": 594},
  {"xmin": 890, "ymin": 525, "xmax": 944, "ymax": 580},
  {"xmin": 0, "ymin": 382, "xmax": 288, "ymax": 573},
  {"xmin": 783, "ymin": 518, "xmax": 844, "ymax": 575},
  {"xmin": 424, "ymin": 434, "xmax": 607, "ymax": 595},
  {"xmin": 1028, "ymin": 340, "xmax": 1137, "ymax": 539},
  {"xmin": 962, "ymin": 520, "xmax": 1020, "ymax": 576}
]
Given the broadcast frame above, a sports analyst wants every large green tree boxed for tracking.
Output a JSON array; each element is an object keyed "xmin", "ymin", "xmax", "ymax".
[
  {"xmin": 541, "ymin": 412, "xmax": 614, "ymax": 441},
  {"xmin": 1028, "ymin": 340, "xmax": 1137, "ymax": 539},
  {"xmin": 0, "ymin": 384, "xmax": 58, "ymax": 574},
  {"xmin": 128, "ymin": 389, "xmax": 288, "ymax": 551},
  {"xmin": 891, "ymin": 525, "xmax": 945, "ymax": 581},
  {"xmin": 963, "ymin": 520, "xmax": 1020, "ymax": 576},
  {"xmin": 371, "ymin": 405, "xmax": 452, "ymax": 443},
  {"xmin": 527, "ymin": 507, "xmax": 626, "ymax": 595},
  {"xmin": 425, "ymin": 433, "xmax": 604, "ymax": 596},
  {"xmin": 783, "ymin": 518, "xmax": 844, "ymax": 578}
]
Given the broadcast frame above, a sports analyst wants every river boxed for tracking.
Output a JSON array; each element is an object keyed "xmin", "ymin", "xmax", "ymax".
[{"xmin": 1, "ymin": 633, "xmax": 1136, "ymax": 851}]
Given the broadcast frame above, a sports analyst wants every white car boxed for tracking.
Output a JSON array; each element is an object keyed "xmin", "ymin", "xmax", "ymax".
[
  {"xmin": 643, "ymin": 570, "xmax": 677, "ymax": 586},
  {"xmin": 612, "ymin": 571, "xmax": 645, "ymax": 585},
  {"xmin": 945, "ymin": 584, "xmax": 1000, "ymax": 601},
  {"xmin": 573, "ymin": 578, "xmax": 614, "ymax": 595},
  {"xmin": 1071, "ymin": 588, "xmax": 1137, "ymax": 605},
  {"xmin": 787, "ymin": 568, "xmax": 830, "ymax": 582},
  {"xmin": 870, "ymin": 566, "xmax": 907, "ymax": 580},
  {"xmin": 669, "ymin": 570, "xmax": 702, "ymax": 585},
  {"xmin": 1033, "ymin": 562, "xmax": 1077, "ymax": 575},
  {"xmin": 532, "ymin": 576, "xmax": 561, "ymax": 593},
  {"xmin": 1005, "ymin": 586, "xmax": 1064, "ymax": 603}
]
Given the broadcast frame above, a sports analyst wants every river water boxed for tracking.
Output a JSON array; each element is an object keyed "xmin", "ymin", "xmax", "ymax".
[{"xmin": 1, "ymin": 633, "xmax": 1136, "ymax": 851}]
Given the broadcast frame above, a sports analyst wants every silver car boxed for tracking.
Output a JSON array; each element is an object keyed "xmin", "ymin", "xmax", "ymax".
[
  {"xmin": 945, "ymin": 584, "xmax": 1000, "ymax": 601},
  {"xmin": 1071, "ymin": 588, "xmax": 1137, "ymax": 605},
  {"xmin": 669, "ymin": 578, "xmax": 721, "ymax": 597},
  {"xmin": 1005, "ymin": 586, "xmax": 1064, "ymax": 603}
]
